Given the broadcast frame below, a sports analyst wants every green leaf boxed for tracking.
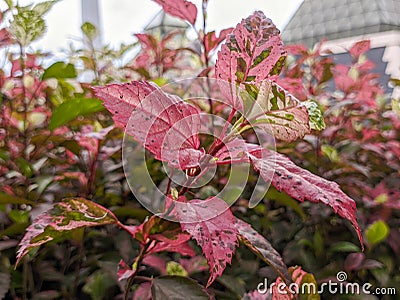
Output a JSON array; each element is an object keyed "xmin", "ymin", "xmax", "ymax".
[
  {"xmin": 0, "ymin": 193, "xmax": 35, "ymax": 205},
  {"xmin": 9, "ymin": 10, "xmax": 46, "ymax": 46},
  {"xmin": 42, "ymin": 62, "xmax": 77, "ymax": 80},
  {"xmin": 366, "ymin": 220, "xmax": 389, "ymax": 247},
  {"xmin": 32, "ymin": 0, "xmax": 60, "ymax": 15},
  {"xmin": 15, "ymin": 158, "xmax": 34, "ymax": 178},
  {"xmin": 166, "ymin": 262, "xmax": 188, "ymax": 277},
  {"xmin": 49, "ymin": 97, "xmax": 104, "ymax": 130},
  {"xmin": 81, "ymin": 22, "xmax": 98, "ymax": 40},
  {"xmin": 151, "ymin": 276, "xmax": 209, "ymax": 300},
  {"xmin": 304, "ymin": 100, "xmax": 325, "ymax": 130},
  {"xmin": 321, "ymin": 145, "xmax": 339, "ymax": 163},
  {"xmin": 16, "ymin": 197, "xmax": 118, "ymax": 266},
  {"xmin": 329, "ymin": 242, "xmax": 361, "ymax": 253},
  {"xmin": 392, "ymin": 98, "xmax": 400, "ymax": 118},
  {"xmin": 8, "ymin": 210, "xmax": 29, "ymax": 224},
  {"xmin": 82, "ymin": 271, "xmax": 115, "ymax": 300}
]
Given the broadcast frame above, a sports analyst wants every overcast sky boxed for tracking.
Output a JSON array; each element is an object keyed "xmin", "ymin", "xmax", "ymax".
[{"xmin": 4, "ymin": 0, "xmax": 303, "ymax": 51}]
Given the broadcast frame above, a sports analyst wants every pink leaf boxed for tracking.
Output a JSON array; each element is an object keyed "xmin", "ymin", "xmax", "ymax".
[
  {"xmin": 215, "ymin": 11, "xmax": 286, "ymax": 85},
  {"xmin": 118, "ymin": 259, "xmax": 135, "ymax": 281},
  {"xmin": 153, "ymin": 0, "xmax": 197, "ymax": 25},
  {"xmin": 349, "ymin": 40, "xmax": 370, "ymax": 59},
  {"xmin": 272, "ymin": 266, "xmax": 318, "ymax": 300},
  {"xmin": 16, "ymin": 198, "xmax": 118, "ymax": 266},
  {"xmin": 248, "ymin": 148, "xmax": 363, "ymax": 247},
  {"xmin": 176, "ymin": 197, "xmax": 238, "ymax": 287},
  {"xmin": 94, "ymin": 81, "xmax": 204, "ymax": 169}
]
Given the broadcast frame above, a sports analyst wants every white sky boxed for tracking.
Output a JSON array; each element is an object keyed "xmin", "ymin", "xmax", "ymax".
[{"xmin": 3, "ymin": 0, "xmax": 303, "ymax": 52}]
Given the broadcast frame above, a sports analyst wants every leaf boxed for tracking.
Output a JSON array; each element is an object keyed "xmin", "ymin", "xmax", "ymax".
[
  {"xmin": 0, "ymin": 192, "xmax": 35, "ymax": 205},
  {"xmin": 166, "ymin": 261, "xmax": 188, "ymax": 276},
  {"xmin": 204, "ymin": 28, "xmax": 233, "ymax": 55},
  {"xmin": 215, "ymin": 11, "xmax": 286, "ymax": 85},
  {"xmin": 176, "ymin": 197, "xmax": 238, "ymax": 287},
  {"xmin": 16, "ymin": 197, "xmax": 118, "ymax": 266},
  {"xmin": 9, "ymin": 10, "xmax": 46, "ymax": 46},
  {"xmin": 235, "ymin": 218, "xmax": 291, "ymax": 284},
  {"xmin": 32, "ymin": 0, "xmax": 60, "ymax": 15},
  {"xmin": 272, "ymin": 266, "xmax": 320, "ymax": 300},
  {"xmin": 152, "ymin": 0, "xmax": 197, "ymax": 25},
  {"xmin": 42, "ymin": 62, "xmax": 77, "ymax": 80},
  {"xmin": 151, "ymin": 276, "xmax": 209, "ymax": 300},
  {"xmin": 49, "ymin": 98, "xmax": 104, "ymax": 130},
  {"xmin": 304, "ymin": 100, "xmax": 325, "ymax": 131},
  {"xmin": 365, "ymin": 220, "xmax": 389, "ymax": 247},
  {"xmin": 81, "ymin": 22, "xmax": 98, "ymax": 40},
  {"xmin": 133, "ymin": 282, "xmax": 152, "ymax": 300},
  {"xmin": 94, "ymin": 81, "xmax": 204, "ymax": 169},
  {"xmin": 248, "ymin": 81, "xmax": 311, "ymax": 142},
  {"xmin": 392, "ymin": 98, "xmax": 400, "ymax": 118},
  {"xmin": 349, "ymin": 40, "xmax": 370, "ymax": 59},
  {"xmin": 248, "ymin": 148, "xmax": 363, "ymax": 247},
  {"xmin": 329, "ymin": 242, "xmax": 361, "ymax": 253}
]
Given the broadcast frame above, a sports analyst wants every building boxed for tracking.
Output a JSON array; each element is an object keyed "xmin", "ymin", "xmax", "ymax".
[{"xmin": 282, "ymin": 0, "xmax": 400, "ymax": 97}]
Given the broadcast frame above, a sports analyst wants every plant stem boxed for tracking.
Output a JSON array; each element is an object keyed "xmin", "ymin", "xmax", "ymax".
[{"xmin": 123, "ymin": 241, "xmax": 152, "ymax": 300}]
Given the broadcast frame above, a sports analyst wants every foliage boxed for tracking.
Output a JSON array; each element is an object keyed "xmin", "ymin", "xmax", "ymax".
[{"xmin": 0, "ymin": 0, "xmax": 398, "ymax": 299}]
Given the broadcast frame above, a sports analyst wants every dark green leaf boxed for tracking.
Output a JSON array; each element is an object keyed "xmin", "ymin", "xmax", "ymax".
[
  {"xmin": 151, "ymin": 276, "xmax": 209, "ymax": 300},
  {"xmin": 234, "ymin": 218, "xmax": 291, "ymax": 284},
  {"xmin": 49, "ymin": 97, "xmax": 104, "ymax": 130}
]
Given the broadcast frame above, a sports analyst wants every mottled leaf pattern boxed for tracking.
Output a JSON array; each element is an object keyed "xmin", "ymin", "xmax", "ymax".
[
  {"xmin": 215, "ymin": 11, "xmax": 286, "ymax": 85},
  {"xmin": 177, "ymin": 197, "xmax": 238, "ymax": 287},
  {"xmin": 235, "ymin": 218, "xmax": 291, "ymax": 284},
  {"xmin": 16, "ymin": 198, "xmax": 118, "ymax": 266},
  {"xmin": 94, "ymin": 81, "xmax": 204, "ymax": 169},
  {"xmin": 248, "ymin": 148, "xmax": 363, "ymax": 246},
  {"xmin": 153, "ymin": 0, "xmax": 197, "ymax": 25},
  {"xmin": 248, "ymin": 81, "xmax": 310, "ymax": 142}
]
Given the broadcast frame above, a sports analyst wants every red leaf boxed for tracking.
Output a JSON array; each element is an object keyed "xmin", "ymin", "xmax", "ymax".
[
  {"xmin": 149, "ymin": 233, "xmax": 195, "ymax": 257},
  {"xmin": 349, "ymin": 40, "xmax": 370, "ymax": 59},
  {"xmin": 204, "ymin": 28, "xmax": 233, "ymax": 55},
  {"xmin": 94, "ymin": 81, "xmax": 204, "ymax": 169},
  {"xmin": 248, "ymin": 148, "xmax": 363, "ymax": 247},
  {"xmin": 215, "ymin": 11, "xmax": 286, "ymax": 85},
  {"xmin": 153, "ymin": 0, "xmax": 197, "ymax": 25},
  {"xmin": 16, "ymin": 198, "xmax": 118, "ymax": 266},
  {"xmin": 133, "ymin": 282, "xmax": 152, "ymax": 300},
  {"xmin": 175, "ymin": 197, "xmax": 238, "ymax": 287},
  {"xmin": 93, "ymin": 80, "xmax": 156, "ymax": 129}
]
